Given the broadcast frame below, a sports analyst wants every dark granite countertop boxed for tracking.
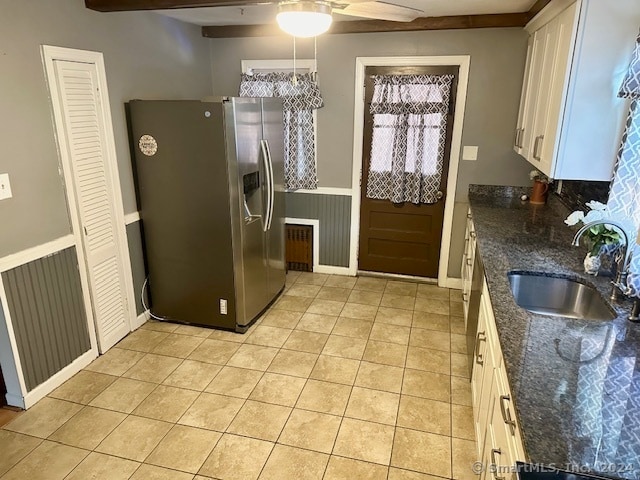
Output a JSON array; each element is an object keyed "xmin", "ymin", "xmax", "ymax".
[{"xmin": 468, "ymin": 185, "xmax": 640, "ymax": 480}]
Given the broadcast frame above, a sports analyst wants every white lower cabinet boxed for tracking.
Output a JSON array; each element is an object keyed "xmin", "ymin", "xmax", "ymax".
[
  {"xmin": 461, "ymin": 210, "xmax": 476, "ymax": 325},
  {"xmin": 472, "ymin": 279, "xmax": 526, "ymax": 479}
]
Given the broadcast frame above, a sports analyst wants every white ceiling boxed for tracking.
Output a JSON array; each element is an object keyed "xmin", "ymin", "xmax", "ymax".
[{"xmin": 154, "ymin": 0, "xmax": 537, "ymax": 26}]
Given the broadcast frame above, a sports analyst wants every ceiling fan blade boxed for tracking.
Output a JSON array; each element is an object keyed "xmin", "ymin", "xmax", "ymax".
[{"xmin": 334, "ymin": 1, "xmax": 422, "ymax": 22}]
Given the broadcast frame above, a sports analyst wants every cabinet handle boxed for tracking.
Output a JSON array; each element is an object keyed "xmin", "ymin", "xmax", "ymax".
[
  {"xmin": 491, "ymin": 449, "xmax": 506, "ymax": 480},
  {"xmin": 466, "ymin": 258, "xmax": 473, "ymax": 266},
  {"xmin": 514, "ymin": 128, "xmax": 520, "ymax": 148},
  {"xmin": 533, "ymin": 135, "xmax": 544, "ymax": 161},
  {"xmin": 518, "ymin": 128, "xmax": 524, "ymax": 148},
  {"xmin": 470, "ymin": 231, "xmax": 476, "ymax": 239},
  {"xmin": 467, "ymin": 212, "xmax": 472, "ymax": 219},
  {"xmin": 463, "ymin": 292, "xmax": 469, "ymax": 301},
  {"xmin": 499, "ymin": 394, "xmax": 517, "ymax": 435},
  {"xmin": 475, "ymin": 332, "xmax": 486, "ymax": 365}
]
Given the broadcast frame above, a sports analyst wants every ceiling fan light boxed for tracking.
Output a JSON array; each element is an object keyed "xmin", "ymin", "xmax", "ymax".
[{"xmin": 277, "ymin": 2, "xmax": 333, "ymax": 37}]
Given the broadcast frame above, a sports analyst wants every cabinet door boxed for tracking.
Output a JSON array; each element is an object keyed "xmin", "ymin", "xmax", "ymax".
[
  {"xmin": 520, "ymin": 27, "xmax": 548, "ymax": 162},
  {"xmin": 488, "ymin": 398, "xmax": 518, "ymax": 480},
  {"xmin": 529, "ymin": 3, "xmax": 577, "ymax": 176},
  {"xmin": 514, "ymin": 35, "xmax": 534, "ymax": 155},
  {"xmin": 541, "ymin": 2, "xmax": 578, "ymax": 176},
  {"xmin": 529, "ymin": 18, "xmax": 560, "ymax": 176}
]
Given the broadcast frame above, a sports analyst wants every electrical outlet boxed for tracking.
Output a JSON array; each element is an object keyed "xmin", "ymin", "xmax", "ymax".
[
  {"xmin": 462, "ymin": 146, "xmax": 479, "ymax": 161},
  {"xmin": 220, "ymin": 299, "xmax": 228, "ymax": 315},
  {"xmin": 0, "ymin": 173, "xmax": 12, "ymax": 200}
]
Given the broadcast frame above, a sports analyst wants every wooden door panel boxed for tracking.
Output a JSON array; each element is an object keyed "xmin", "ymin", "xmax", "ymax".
[{"xmin": 358, "ymin": 65, "xmax": 457, "ymax": 278}]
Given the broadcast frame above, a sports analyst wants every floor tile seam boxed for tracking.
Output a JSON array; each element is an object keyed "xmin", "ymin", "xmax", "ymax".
[
  {"xmin": 398, "ymin": 391, "xmax": 452, "ymax": 407},
  {"xmin": 45, "ymin": 401, "xmax": 132, "ymax": 448},
  {"xmin": 142, "ymin": 423, "xmax": 223, "ymax": 476},
  {"xmin": 274, "ymin": 410, "xmax": 339, "ymax": 456},
  {"xmin": 2, "ymin": 439, "xmax": 93, "ymax": 480},
  {"xmin": 205, "ymin": 364, "xmax": 268, "ymax": 400},
  {"xmin": 133, "ymin": 383, "xmax": 201, "ymax": 423},
  {"xmin": 245, "ymin": 367, "xmax": 307, "ymax": 407},
  {"xmin": 270, "ymin": 433, "xmax": 394, "ymax": 467}
]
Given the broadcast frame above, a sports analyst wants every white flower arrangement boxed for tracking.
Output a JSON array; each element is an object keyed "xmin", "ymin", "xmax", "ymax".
[
  {"xmin": 529, "ymin": 169, "xmax": 550, "ymax": 184},
  {"xmin": 565, "ymin": 201, "xmax": 623, "ymax": 256}
]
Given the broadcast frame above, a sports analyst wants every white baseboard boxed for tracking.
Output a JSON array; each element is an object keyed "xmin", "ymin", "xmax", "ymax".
[
  {"xmin": 314, "ymin": 265, "xmax": 353, "ymax": 276},
  {"xmin": 21, "ymin": 349, "xmax": 97, "ymax": 409},
  {"xmin": 131, "ymin": 310, "xmax": 150, "ymax": 330},
  {"xmin": 124, "ymin": 211, "xmax": 141, "ymax": 225},
  {"xmin": 445, "ymin": 277, "xmax": 463, "ymax": 290}
]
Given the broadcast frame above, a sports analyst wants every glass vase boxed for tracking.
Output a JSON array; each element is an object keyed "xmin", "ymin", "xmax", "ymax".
[{"xmin": 583, "ymin": 252, "xmax": 601, "ymax": 276}]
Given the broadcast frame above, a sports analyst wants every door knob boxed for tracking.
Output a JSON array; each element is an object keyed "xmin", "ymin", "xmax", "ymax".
[{"xmin": 436, "ymin": 191, "xmax": 444, "ymax": 200}]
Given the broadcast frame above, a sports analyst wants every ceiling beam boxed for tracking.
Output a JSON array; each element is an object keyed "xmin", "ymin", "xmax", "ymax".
[
  {"xmin": 527, "ymin": 0, "xmax": 553, "ymax": 20},
  {"xmin": 85, "ymin": 0, "xmax": 265, "ymax": 11},
  {"xmin": 202, "ymin": 12, "xmax": 530, "ymax": 38}
]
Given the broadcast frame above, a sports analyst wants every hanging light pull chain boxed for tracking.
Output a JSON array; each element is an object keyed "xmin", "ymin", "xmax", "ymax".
[
  {"xmin": 312, "ymin": 36, "xmax": 318, "ymax": 83},
  {"xmin": 292, "ymin": 36, "xmax": 298, "ymax": 86}
]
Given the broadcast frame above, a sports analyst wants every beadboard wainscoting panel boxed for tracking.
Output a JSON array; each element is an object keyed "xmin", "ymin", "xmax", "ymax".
[
  {"xmin": 1, "ymin": 247, "xmax": 91, "ymax": 391},
  {"xmin": 286, "ymin": 192, "xmax": 352, "ymax": 267}
]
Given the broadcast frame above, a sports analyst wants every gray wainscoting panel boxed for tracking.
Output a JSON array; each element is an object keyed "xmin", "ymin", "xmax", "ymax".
[
  {"xmin": 2, "ymin": 247, "xmax": 91, "ymax": 391},
  {"xmin": 126, "ymin": 221, "xmax": 147, "ymax": 316},
  {"xmin": 285, "ymin": 193, "xmax": 352, "ymax": 267}
]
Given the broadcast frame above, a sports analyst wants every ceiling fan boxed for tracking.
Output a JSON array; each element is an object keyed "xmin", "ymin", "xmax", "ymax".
[
  {"xmin": 85, "ymin": 0, "xmax": 424, "ymax": 37},
  {"xmin": 276, "ymin": 0, "xmax": 423, "ymax": 36}
]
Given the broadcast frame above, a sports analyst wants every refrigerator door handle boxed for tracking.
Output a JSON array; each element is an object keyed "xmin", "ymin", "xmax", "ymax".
[
  {"xmin": 260, "ymin": 139, "xmax": 272, "ymax": 232},
  {"xmin": 264, "ymin": 139, "xmax": 275, "ymax": 231}
]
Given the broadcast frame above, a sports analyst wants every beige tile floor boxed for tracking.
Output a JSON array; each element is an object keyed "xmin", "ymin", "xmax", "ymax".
[{"xmin": 0, "ymin": 272, "xmax": 480, "ymax": 480}]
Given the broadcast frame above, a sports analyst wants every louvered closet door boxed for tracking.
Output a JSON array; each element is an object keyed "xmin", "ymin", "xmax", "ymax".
[{"xmin": 53, "ymin": 60, "xmax": 130, "ymax": 352}]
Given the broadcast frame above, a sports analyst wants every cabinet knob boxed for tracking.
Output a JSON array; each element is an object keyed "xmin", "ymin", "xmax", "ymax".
[{"xmin": 466, "ymin": 258, "xmax": 473, "ymax": 266}]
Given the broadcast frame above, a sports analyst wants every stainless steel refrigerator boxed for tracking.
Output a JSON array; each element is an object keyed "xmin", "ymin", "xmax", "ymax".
[{"xmin": 128, "ymin": 97, "xmax": 286, "ymax": 332}]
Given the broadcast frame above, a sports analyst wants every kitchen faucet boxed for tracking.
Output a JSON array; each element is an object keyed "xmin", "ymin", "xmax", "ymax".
[{"xmin": 571, "ymin": 219, "xmax": 631, "ymax": 302}]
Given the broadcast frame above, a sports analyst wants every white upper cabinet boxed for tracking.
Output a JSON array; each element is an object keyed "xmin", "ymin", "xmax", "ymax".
[{"xmin": 514, "ymin": 0, "xmax": 640, "ymax": 180}]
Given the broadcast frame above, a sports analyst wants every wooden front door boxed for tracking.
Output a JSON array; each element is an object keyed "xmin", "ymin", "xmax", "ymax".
[{"xmin": 358, "ymin": 66, "xmax": 457, "ymax": 278}]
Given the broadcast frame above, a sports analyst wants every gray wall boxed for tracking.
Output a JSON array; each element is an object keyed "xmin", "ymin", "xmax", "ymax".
[
  {"xmin": 0, "ymin": 0, "xmax": 213, "ymax": 258},
  {"xmin": 2, "ymin": 248, "xmax": 90, "ymax": 391},
  {"xmin": 209, "ymin": 28, "xmax": 534, "ymax": 278}
]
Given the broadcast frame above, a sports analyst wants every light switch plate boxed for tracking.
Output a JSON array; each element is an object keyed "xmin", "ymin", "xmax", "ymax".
[
  {"xmin": 0, "ymin": 173, "xmax": 12, "ymax": 200},
  {"xmin": 462, "ymin": 146, "xmax": 479, "ymax": 161}
]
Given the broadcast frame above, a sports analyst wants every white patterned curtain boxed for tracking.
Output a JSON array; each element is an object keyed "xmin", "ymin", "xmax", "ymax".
[
  {"xmin": 239, "ymin": 72, "xmax": 323, "ymax": 190},
  {"xmin": 366, "ymin": 74, "xmax": 454, "ymax": 204},
  {"xmin": 607, "ymin": 32, "xmax": 640, "ymax": 297}
]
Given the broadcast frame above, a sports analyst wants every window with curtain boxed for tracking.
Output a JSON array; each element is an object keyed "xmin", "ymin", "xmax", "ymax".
[
  {"xmin": 239, "ymin": 71, "xmax": 323, "ymax": 190},
  {"xmin": 366, "ymin": 74, "xmax": 454, "ymax": 205},
  {"xmin": 608, "ymin": 31, "xmax": 640, "ymax": 297}
]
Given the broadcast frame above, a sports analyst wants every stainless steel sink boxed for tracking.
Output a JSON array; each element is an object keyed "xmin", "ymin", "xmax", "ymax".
[{"xmin": 507, "ymin": 272, "xmax": 616, "ymax": 321}]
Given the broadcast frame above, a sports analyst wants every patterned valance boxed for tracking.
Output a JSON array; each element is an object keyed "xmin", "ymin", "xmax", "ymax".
[
  {"xmin": 370, "ymin": 74, "xmax": 454, "ymax": 115},
  {"xmin": 239, "ymin": 72, "xmax": 324, "ymax": 111},
  {"xmin": 239, "ymin": 72, "xmax": 323, "ymax": 190},
  {"xmin": 619, "ymin": 32, "xmax": 640, "ymax": 99}
]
